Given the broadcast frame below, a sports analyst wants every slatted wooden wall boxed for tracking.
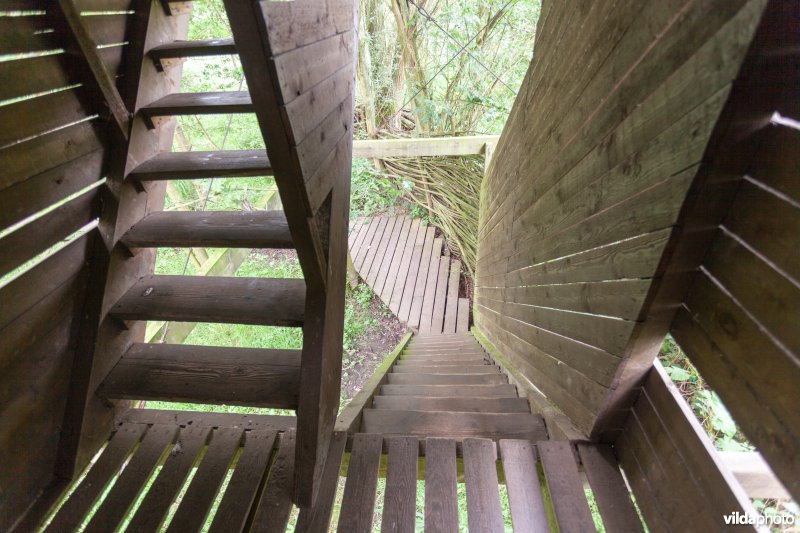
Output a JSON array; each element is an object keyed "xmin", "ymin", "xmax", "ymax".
[
  {"xmin": 0, "ymin": 1, "xmax": 189, "ymax": 528},
  {"xmin": 474, "ymin": 0, "xmax": 767, "ymax": 434},
  {"xmin": 616, "ymin": 365, "xmax": 758, "ymax": 531},
  {"xmin": 0, "ymin": 1, "xmax": 130, "ymax": 527}
]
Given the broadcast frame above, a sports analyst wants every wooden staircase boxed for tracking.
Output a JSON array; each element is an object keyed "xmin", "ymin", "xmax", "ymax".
[
  {"xmin": 357, "ymin": 333, "xmax": 548, "ymax": 442},
  {"xmin": 52, "ymin": 0, "xmax": 356, "ymax": 511}
]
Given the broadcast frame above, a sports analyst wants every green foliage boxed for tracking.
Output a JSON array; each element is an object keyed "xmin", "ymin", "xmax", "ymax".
[
  {"xmin": 350, "ymin": 157, "xmax": 406, "ymax": 216},
  {"xmin": 658, "ymin": 336, "xmax": 753, "ymax": 452}
]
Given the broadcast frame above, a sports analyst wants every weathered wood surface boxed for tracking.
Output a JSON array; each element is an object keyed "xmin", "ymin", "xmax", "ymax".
[
  {"xmin": 121, "ymin": 210, "xmax": 293, "ymax": 249},
  {"xmin": 616, "ymin": 366, "xmax": 758, "ymax": 531},
  {"xmin": 98, "ymin": 343, "xmax": 301, "ymax": 408},
  {"xmin": 473, "ymin": 0, "xmax": 769, "ymax": 436},
  {"xmin": 109, "ymin": 275, "xmax": 305, "ymax": 326},
  {"xmin": 349, "ymin": 215, "xmax": 470, "ymax": 333},
  {"xmin": 128, "ymin": 150, "xmax": 272, "ymax": 180},
  {"xmin": 353, "ymin": 135, "xmax": 498, "ymax": 158}
]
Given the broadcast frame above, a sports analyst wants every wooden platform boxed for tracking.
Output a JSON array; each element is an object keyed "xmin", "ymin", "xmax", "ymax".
[
  {"xmin": 348, "ymin": 215, "xmax": 470, "ymax": 333},
  {"xmin": 334, "ymin": 435, "xmax": 643, "ymax": 532},
  {"xmin": 30, "ymin": 411, "xmax": 300, "ymax": 532}
]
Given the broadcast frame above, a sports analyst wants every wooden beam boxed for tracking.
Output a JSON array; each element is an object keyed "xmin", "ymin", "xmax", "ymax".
[
  {"xmin": 719, "ymin": 452, "xmax": 791, "ymax": 500},
  {"xmin": 53, "ymin": 0, "xmax": 131, "ymax": 140},
  {"xmin": 353, "ymin": 135, "xmax": 499, "ymax": 158}
]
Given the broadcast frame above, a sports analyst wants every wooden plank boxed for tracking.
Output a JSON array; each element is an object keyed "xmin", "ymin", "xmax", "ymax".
[
  {"xmin": 391, "ymin": 365, "xmax": 500, "ymax": 374},
  {"xmin": 0, "ymin": 87, "xmax": 90, "ymax": 150},
  {"xmin": 462, "ymin": 438, "xmax": 504, "ymax": 533},
  {"xmin": 294, "ymin": 93, "xmax": 353, "ymax": 180},
  {"xmin": 353, "ymin": 135, "xmax": 499, "ymax": 158},
  {"xmin": 53, "ymin": 0, "xmax": 130, "ymax": 138},
  {"xmin": 0, "ymin": 149, "xmax": 103, "ymax": 231},
  {"xmin": 358, "ymin": 216, "xmax": 389, "ymax": 281},
  {"xmin": 389, "ymin": 219, "xmax": 423, "ymax": 313},
  {"xmin": 128, "ymin": 150, "xmax": 272, "ymax": 181},
  {"xmin": 208, "ymin": 430, "xmax": 277, "ymax": 533},
  {"xmin": 373, "ymin": 396, "xmax": 531, "ymax": 414},
  {"xmin": 117, "ymin": 426, "xmax": 211, "ymax": 531},
  {"xmin": 261, "ymin": 0, "xmax": 352, "ymax": 56},
  {"xmin": 398, "ymin": 224, "xmax": 431, "ymax": 322},
  {"xmin": 271, "ymin": 30, "xmax": 355, "ymax": 106},
  {"xmin": 47, "ymin": 424, "xmax": 146, "ymax": 532},
  {"xmin": 98, "ymin": 343, "xmax": 301, "ymax": 408},
  {"xmin": 362, "ymin": 410, "xmax": 546, "ymax": 442},
  {"xmin": 418, "ymin": 237, "xmax": 443, "ymax": 333},
  {"xmin": 671, "ymin": 307, "xmax": 800, "ymax": 502},
  {"xmin": 139, "ymin": 91, "xmax": 253, "ymax": 119},
  {"xmin": 284, "ymin": 65, "xmax": 354, "ymax": 146},
  {"xmin": 295, "ymin": 431, "xmax": 347, "ymax": 532},
  {"xmin": 380, "ymin": 384, "xmax": 516, "ymax": 397},
  {"xmin": 424, "ymin": 438, "xmax": 459, "ymax": 532},
  {"xmin": 109, "ymin": 275, "xmax": 305, "ymax": 326},
  {"xmin": 121, "ymin": 210, "xmax": 293, "ymax": 249},
  {"xmin": 338, "ymin": 433, "xmax": 383, "ymax": 532},
  {"xmin": 353, "ymin": 217, "xmax": 380, "ymax": 271},
  {"xmin": 119, "ymin": 410, "xmax": 295, "ymax": 432},
  {"xmin": 149, "ymin": 38, "xmax": 236, "ymax": 62},
  {"xmin": 381, "ymin": 436, "xmax": 418, "ymax": 533},
  {"xmin": 538, "ymin": 441, "xmax": 595, "ymax": 532},
  {"xmin": 379, "ymin": 217, "xmax": 413, "ymax": 301},
  {"xmin": 408, "ymin": 227, "xmax": 437, "ymax": 328},
  {"xmin": 167, "ymin": 428, "xmax": 243, "ymax": 532},
  {"xmin": 84, "ymin": 425, "xmax": 178, "ymax": 533},
  {"xmin": 373, "ymin": 215, "xmax": 405, "ymax": 297},
  {"xmin": 0, "ymin": 53, "xmax": 71, "ymax": 103},
  {"xmin": 430, "ymin": 258, "xmax": 450, "ymax": 334},
  {"xmin": 248, "ymin": 430, "xmax": 297, "ymax": 532},
  {"xmin": 387, "ymin": 373, "xmax": 506, "ymax": 385},
  {"xmin": 442, "ymin": 260, "xmax": 461, "ymax": 334},
  {"xmin": 365, "ymin": 216, "xmax": 398, "ymax": 287},
  {"xmin": 577, "ymin": 443, "xmax": 643, "ymax": 532},
  {"xmin": 456, "ymin": 298, "xmax": 470, "ymax": 333},
  {"xmin": 0, "ymin": 186, "xmax": 96, "ymax": 275},
  {"xmin": 499, "ymin": 440, "xmax": 549, "ymax": 533}
]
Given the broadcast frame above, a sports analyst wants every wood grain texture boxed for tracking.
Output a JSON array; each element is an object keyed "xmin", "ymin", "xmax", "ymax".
[
  {"xmin": 424, "ymin": 438, "xmax": 459, "ymax": 532},
  {"xmin": 499, "ymin": 440, "xmax": 549, "ymax": 533},
  {"xmin": 462, "ymin": 438, "xmax": 504, "ymax": 533},
  {"xmin": 372, "ymin": 395, "xmax": 530, "ymax": 413},
  {"xmin": 362, "ymin": 409, "xmax": 546, "ymax": 441},
  {"xmin": 109, "ymin": 275, "xmax": 305, "ymax": 326},
  {"xmin": 538, "ymin": 441, "xmax": 595, "ymax": 533},
  {"xmin": 128, "ymin": 150, "xmax": 272, "ymax": 180},
  {"xmin": 381, "ymin": 436, "xmax": 419, "ymax": 533},
  {"xmin": 209, "ymin": 430, "xmax": 277, "ymax": 533},
  {"xmin": 295, "ymin": 431, "xmax": 347, "ymax": 532},
  {"xmin": 250, "ymin": 430, "xmax": 297, "ymax": 533},
  {"xmin": 98, "ymin": 343, "xmax": 301, "ymax": 408},
  {"xmin": 338, "ymin": 433, "xmax": 383, "ymax": 532},
  {"xmin": 121, "ymin": 210, "xmax": 292, "ymax": 249},
  {"xmin": 578, "ymin": 443, "xmax": 643, "ymax": 532}
]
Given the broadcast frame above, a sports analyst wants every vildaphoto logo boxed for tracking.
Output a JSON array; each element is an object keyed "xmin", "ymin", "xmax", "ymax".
[{"xmin": 723, "ymin": 511, "xmax": 796, "ymax": 528}]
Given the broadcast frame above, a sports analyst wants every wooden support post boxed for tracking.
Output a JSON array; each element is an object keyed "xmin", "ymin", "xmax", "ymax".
[{"xmin": 53, "ymin": 0, "xmax": 131, "ymax": 140}]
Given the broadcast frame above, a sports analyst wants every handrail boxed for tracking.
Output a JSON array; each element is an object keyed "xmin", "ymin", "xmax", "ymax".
[{"xmin": 353, "ymin": 135, "xmax": 499, "ymax": 158}]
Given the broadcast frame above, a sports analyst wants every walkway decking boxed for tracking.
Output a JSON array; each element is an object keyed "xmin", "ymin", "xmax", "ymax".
[{"xmin": 348, "ymin": 215, "xmax": 470, "ymax": 334}]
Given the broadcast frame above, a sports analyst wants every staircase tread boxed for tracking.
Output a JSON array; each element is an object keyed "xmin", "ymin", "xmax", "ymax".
[
  {"xmin": 380, "ymin": 384, "xmax": 518, "ymax": 398},
  {"xmin": 110, "ymin": 275, "xmax": 305, "ymax": 326},
  {"xmin": 397, "ymin": 359, "xmax": 490, "ymax": 366},
  {"xmin": 372, "ymin": 396, "xmax": 531, "ymax": 413},
  {"xmin": 387, "ymin": 374, "xmax": 507, "ymax": 385},
  {"xmin": 140, "ymin": 91, "xmax": 253, "ymax": 116},
  {"xmin": 98, "ymin": 343, "xmax": 301, "ymax": 408},
  {"xmin": 390, "ymin": 365, "xmax": 500, "ymax": 374},
  {"xmin": 149, "ymin": 38, "xmax": 237, "ymax": 59},
  {"xmin": 121, "ymin": 210, "xmax": 292, "ymax": 249},
  {"xmin": 129, "ymin": 150, "xmax": 272, "ymax": 181},
  {"xmin": 361, "ymin": 409, "xmax": 547, "ymax": 441}
]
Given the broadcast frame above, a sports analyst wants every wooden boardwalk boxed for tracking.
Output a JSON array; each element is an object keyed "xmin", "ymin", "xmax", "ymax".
[{"xmin": 349, "ymin": 215, "xmax": 470, "ymax": 334}]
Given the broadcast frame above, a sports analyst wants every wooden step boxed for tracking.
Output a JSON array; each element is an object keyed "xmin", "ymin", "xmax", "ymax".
[
  {"xmin": 372, "ymin": 395, "xmax": 531, "ymax": 413},
  {"xmin": 403, "ymin": 349, "xmax": 487, "ymax": 357},
  {"xmin": 128, "ymin": 150, "xmax": 272, "ymax": 181},
  {"xmin": 390, "ymin": 365, "xmax": 500, "ymax": 374},
  {"xmin": 149, "ymin": 38, "xmax": 236, "ymax": 67},
  {"xmin": 386, "ymin": 374, "xmax": 507, "ymax": 385},
  {"xmin": 98, "ymin": 343, "xmax": 301, "ymax": 408},
  {"xmin": 401, "ymin": 354, "xmax": 487, "ymax": 362},
  {"xmin": 380, "ymin": 384, "xmax": 518, "ymax": 398},
  {"xmin": 110, "ymin": 275, "xmax": 305, "ymax": 326},
  {"xmin": 121, "ymin": 211, "xmax": 292, "ymax": 249},
  {"xmin": 361, "ymin": 410, "xmax": 547, "ymax": 441},
  {"xmin": 140, "ymin": 91, "xmax": 253, "ymax": 126},
  {"xmin": 397, "ymin": 359, "xmax": 489, "ymax": 367}
]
